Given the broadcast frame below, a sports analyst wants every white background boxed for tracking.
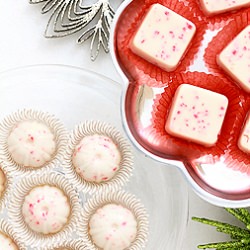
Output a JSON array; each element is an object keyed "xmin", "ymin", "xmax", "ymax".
[{"xmin": 0, "ymin": 0, "xmax": 244, "ymax": 249}]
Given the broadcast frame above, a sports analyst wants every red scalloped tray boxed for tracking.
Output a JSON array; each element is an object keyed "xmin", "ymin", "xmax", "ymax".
[{"xmin": 111, "ymin": 0, "xmax": 250, "ymax": 206}]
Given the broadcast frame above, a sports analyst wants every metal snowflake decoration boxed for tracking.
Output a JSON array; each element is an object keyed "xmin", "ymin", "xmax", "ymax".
[{"xmin": 29, "ymin": 0, "xmax": 115, "ymax": 60}]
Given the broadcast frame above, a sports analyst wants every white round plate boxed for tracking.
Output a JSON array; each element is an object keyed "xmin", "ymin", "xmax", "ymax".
[{"xmin": 0, "ymin": 64, "xmax": 188, "ymax": 249}]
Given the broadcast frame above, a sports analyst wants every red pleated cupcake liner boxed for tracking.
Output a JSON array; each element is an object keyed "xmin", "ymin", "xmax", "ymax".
[
  {"xmin": 204, "ymin": 10, "xmax": 250, "ymax": 76},
  {"xmin": 132, "ymin": 71, "xmax": 176, "ymax": 88},
  {"xmin": 116, "ymin": 0, "xmax": 207, "ymax": 85},
  {"xmin": 186, "ymin": 0, "xmax": 250, "ymax": 30},
  {"xmin": 62, "ymin": 121, "xmax": 134, "ymax": 194},
  {"xmin": 148, "ymin": 72, "xmax": 246, "ymax": 160},
  {"xmin": 223, "ymin": 97, "xmax": 250, "ymax": 174},
  {"xmin": 223, "ymin": 152, "xmax": 250, "ymax": 176}
]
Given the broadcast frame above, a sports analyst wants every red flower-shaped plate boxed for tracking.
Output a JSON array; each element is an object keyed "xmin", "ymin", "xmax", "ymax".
[{"xmin": 110, "ymin": 0, "xmax": 250, "ymax": 207}]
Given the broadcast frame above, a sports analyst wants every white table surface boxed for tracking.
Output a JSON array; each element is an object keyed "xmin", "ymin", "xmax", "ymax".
[{"xmin": 0, "ymin": 1, "xmax": 242, "ymax": 249}]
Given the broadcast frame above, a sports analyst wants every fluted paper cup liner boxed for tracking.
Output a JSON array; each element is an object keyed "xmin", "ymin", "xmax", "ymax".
[
  {"xmin": 116, "ymin": 0, "xmax": 207, "ymax": 83},
  {"xmin": 224, "ymin": 98, "xmax": 250, "ymax": 175},
  {"xmin": 8, "ymin": 172, "xmax": 81, "ymax": 248},
  {"xmin": 63, "ymin": 120, "xmax": 134, "ymax": 194},
  {"xmin": 41, "ymin": 239, "xmax": 86, "ymax": 250},
  {"xmin": 0, "ymin": 219, "xmax": 26, "ymax": 249},
  {"xmin": 0, "ymin": 163, "xmax": 14, "ymax": 212},
  {"xmin": 79, "ymin": 190, "xmax": 149, "ymax": 250},
  {"xmin": 0, "ymin": 109, "xmax": 68, "ymax": 174},
  {"xmin": 204, "ymin": 11, "xmax": 250, "ymax": 75},
  {"xmin": 149, "ymin": 72, "xmax": 244, "ymax": 160}
]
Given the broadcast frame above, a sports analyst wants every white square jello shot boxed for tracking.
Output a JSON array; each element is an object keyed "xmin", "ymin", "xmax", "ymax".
[
  {"xmin": 238, "ymin": 113, "xmax": 250, "ymax": 154},
  {"xmin": 130, "ymin": 3, "xmax": 196, "ymax": 72},
  {"xmin": 217, "ymin": 25, "xmax": 250, "ymax": 93},
  {"xmin": 199, "ymin": 0, "xmax": 250, "ymax": 15},
  {"xmin": 165, "ymin": 84, "xmax": 228, "ymax": 147}
]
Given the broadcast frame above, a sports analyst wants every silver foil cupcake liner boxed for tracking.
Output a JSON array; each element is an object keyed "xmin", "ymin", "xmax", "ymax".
[
  {"xmin": 0, "ymin": 162, "xmax": 14, "ymax": 212},
  {"xmin": 38, "ymin": 239, "xmax": 86, "ymax": 250},
  {"xmin": 0, "ymin": 109, "xmax": 68, "ymax": 174},
  {"xmin": 63, "ymin": 120, "xmax": 134, "ymax": 194},
  {"xmin": 79, "ymin": 190, "xmax": 149, "ymax": 250},
  {"xmin": 0, "ymin": 219, "xmax": 26, "ymax": 249}
]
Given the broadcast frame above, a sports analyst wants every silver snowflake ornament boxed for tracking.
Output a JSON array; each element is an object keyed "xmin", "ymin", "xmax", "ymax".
[{"xmin": 29, "ymin": 0, "xmax": 115, "ymax": 60}]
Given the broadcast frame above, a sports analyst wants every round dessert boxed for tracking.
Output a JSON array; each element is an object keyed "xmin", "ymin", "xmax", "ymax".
[
  {"xmin": 7, "ymin": 120, "xmax": 56, "ymax": 168},
  {"xmin": 0, "ymin": 168, "xmax": 6, "ymax": 197},
  {"xmin": 72, "ymin": 134, "xmax": 121, "ymax": 183},
  {"xmin": 89, "ymin": 203, "xmax": 138, "ymax": 250},
  {"xmin": 0, "ymin": 232, "xmax": 18, "ymax": 250},
  {"xmin": 22, "ymin": 185, "xmax": 71, "ymax": 235}
]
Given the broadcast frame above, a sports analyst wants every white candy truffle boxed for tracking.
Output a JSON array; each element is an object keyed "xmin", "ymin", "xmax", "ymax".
[
  {"xmin": 89, "ymin": 204, "xmax": 137, "ymax": 250},
  {"xmin": 22, "ymin": 185, "xmax": 71, "ymax": 234},
  {"xmin": 72, "ymin": 134, "xmax": 121, "ymax": 183},
  {"xmin": 7, "ymin": 120, "xmax": 56, "ymax": 168}
]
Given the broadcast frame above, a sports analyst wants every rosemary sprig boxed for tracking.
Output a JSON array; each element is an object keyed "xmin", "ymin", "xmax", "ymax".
[
  {"xmin": 196, "ymin": 240, "xmax": 250, "ymax": 249},
  {"xmin": 225, "ymin": 208, "xmax": 250, "ymax": 230},
  {"xmin": 192, "ymin": 208, "xmax": 250, "ymax": 249},
  {"xmin": 29, "ymin": 0, "xmax": 115, "ymax": 60}
]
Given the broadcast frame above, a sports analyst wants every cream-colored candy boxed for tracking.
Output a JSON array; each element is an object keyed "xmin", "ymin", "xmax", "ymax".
[
  {"xmin": 238, "ymin": 112, "xmax": 250, "ymax": 154},
  {"xmin": 73, "ymin": 134, "xmax": 121, "ymax": 183},
  {"xmin": 0, "ymin": 232, "xmax": 18, "ymax": 250},
  {"xmin": 0, "ymin": 169, "xmax": 6, "ymax": 197},
  {"xmin": 199, "ymin": 0, "xmax": 250, "ymax": 15},
  {"xmin": 89, "ymin": 204, "xmax": 137, "ymax": 250},
  {"xmin": 7, "ymin": 120, "xmax": 56, "ymax": 167},
  {"xmin": 22, "ymin": 185, "xmax": 70, "ymax": 234},
  {"xmin": 130, "ymin": 3, "xmax": 196, "ymax": 72},
  {"xmin": 165, "ymin": 84, "xmax": 228, "ymax": 147},
  {"xmin": 217, "ymin": 25, "xmax": 250, "ymax": 93}
]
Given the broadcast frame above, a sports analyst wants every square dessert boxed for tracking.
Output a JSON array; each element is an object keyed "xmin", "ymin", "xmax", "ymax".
[
  {"xmin": 217, "ymin": 25, "xmax": 250, "ymax": 93},
  {"xmin": 238, "ymin": 112, "xmax": 250, "ymax": 154},
  {"xmin": 199, "ymin": 0, "xmax": 250, "ymax": 15},
  {"xmin": 165, "ymin": 84, "xmax": 228, "ymax": 147},
  {"xmin": 130, "ymin": 3, "xmax": 196, "ymax": 72}
]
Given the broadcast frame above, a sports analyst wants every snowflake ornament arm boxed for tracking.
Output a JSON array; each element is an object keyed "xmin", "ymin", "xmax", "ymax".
[
  {"xmin": 29, "ymin": 0, "xmax": 115, "ymax": 60},
  {"xmin": 77, "ymin": 1, "xmax": 115, "ymax": 60},
  {"xmin": 30, "ymin": 0, "xmax": 61, "ymax": 14}
]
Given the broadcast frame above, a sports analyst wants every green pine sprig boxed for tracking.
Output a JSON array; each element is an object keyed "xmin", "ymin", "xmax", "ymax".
[{"xmin": 192, "ymin": 208, "xmax": 250, "ymax": 249}]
